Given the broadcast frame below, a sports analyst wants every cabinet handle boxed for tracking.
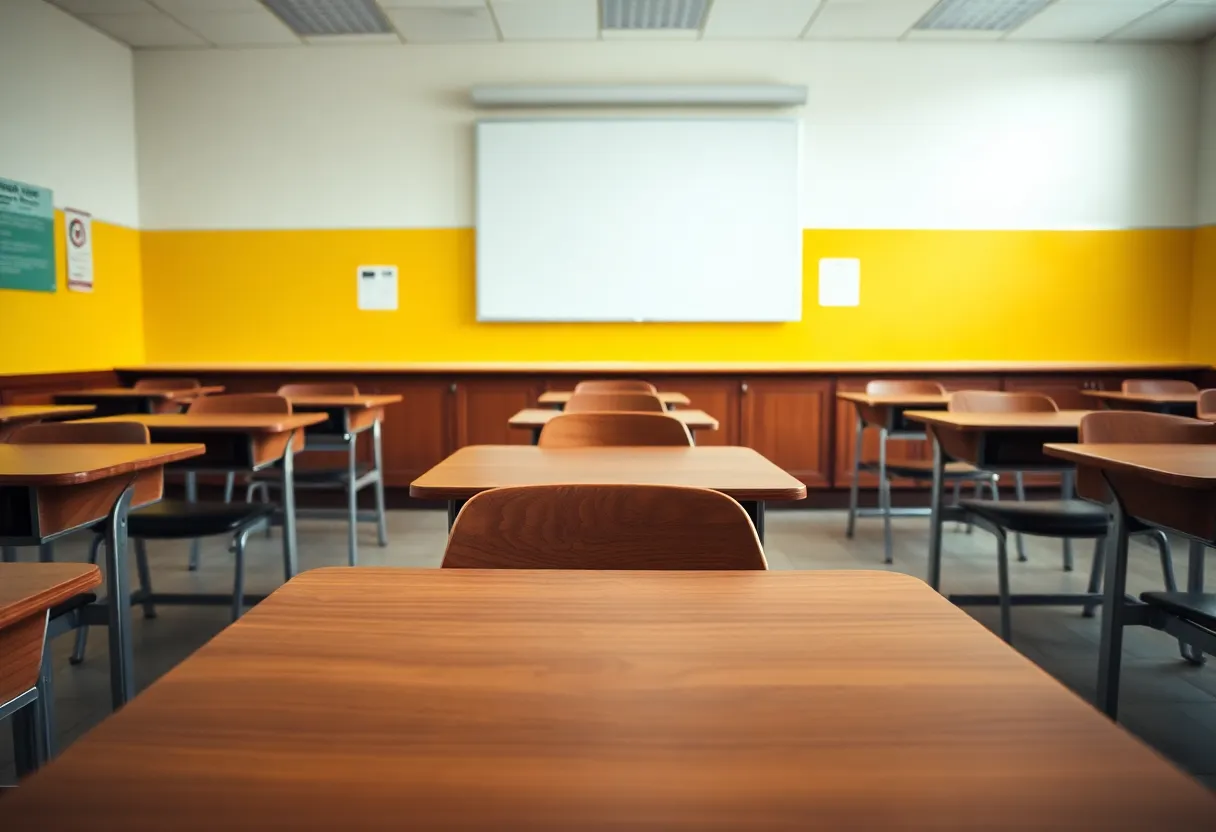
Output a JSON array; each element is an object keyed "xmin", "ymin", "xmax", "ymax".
[
  {"xmin": 741, "ymin": 382, "xmax": 749, "ymax": 394},
  {"xmin": 449, "ymin": 383, "xmax": 457, "ymax": 394}
]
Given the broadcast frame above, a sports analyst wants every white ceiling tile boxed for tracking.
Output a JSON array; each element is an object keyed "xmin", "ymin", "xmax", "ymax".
[
  {"xmin": 1008, "ymin": 0, "xmax": 1167, "ymax": 40},
  {"xmin": 903, "ymin": 27, "xmax": 1006, "ymax": 39},
  {"xmin": 804, "ymin": 0, "xmax": 938, "ymax": 40},
  {"xmin": 172, "ymin": 10, "xmax": 302, "ymax": 44},
  {"xmin": 81, "ymin": 12, "xmax": 210, "ymax": 46},
  {"xmin": 491, "ymin": 0, "xmax": 598, "ymax": 40},
  {"xmin": 1108, "ymin": 2, "xmax": 1216, "ymax": 40},
  {"xmin": 386, "ymin": 6, "xmax": 499, "ymax": 41},
  {"xmin": 302, "ymin": 33, "xmax": 403, "ymax": 43},
  {"xmin": 600, "ymin": 27, "xmax": 700, "ymax": 39},
  {"xmin": 378, "ymin": 0, "xmax": 486, "ymax": 7},
  {"xmin": 49, "ymin": 0, "xmax": 153, "ymax": 13},
  {"xmin": 152, "ymin": 0, "xmax": 263, "ymax": 12},
  {"xmin": 702, "ymin": 0, "xmax": 821, "ymax": 39}
]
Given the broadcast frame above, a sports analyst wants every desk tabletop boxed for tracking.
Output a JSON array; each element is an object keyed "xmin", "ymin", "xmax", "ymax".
[
  {"xmin": 0, "ymin": 444, "xmax": 204, "ymax": 486},
  {"xmin": 539, "ymin": 390, "xmax": 692, "ymax": 406},
  {"xmin": 4, "ymin": 568, "xmax": 1211, "ymax": 829},
  {"xmin": 1084, "ymin": 390, "xmax": 1199, "ymax": 405},
  {"xmin": 0, "ymin": 404, "xmax": 96, "ymax": 424},
  {"xmin": 410, "ymin": 445, "xmax": 806, "ymax": 501},
  {"xmin": 0, "ymin": 563, "xmax": 102, "ymax": 631},
  {"xmin": 1044, "ymin": 444, "xmax": 1216, "ymax": 489},
  {"xmin": 284, "ymin": 394, "xmax": 402, "ymax": 410},
  {"xmin": 509, "ymin": 408, "xmax": 720, "ymax": 430},
  {"xmin": 81, "ymin": 412, "xmax": 327, "ymax": 434},
  {"xmin": 836, "ymin": 392, "xmax": 951, "ymax": 407},
  {"xmin": 55, "ymin": 386, "xmax": 224, "ymax": 401},
  {"xmin": 906, "ymin": 410, "xmax": 1091, "ymax": 432}
]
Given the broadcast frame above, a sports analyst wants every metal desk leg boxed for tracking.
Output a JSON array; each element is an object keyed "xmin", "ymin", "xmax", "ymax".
[
  {"xmin": 845, "ymin": 412, "xmax": 863, "ymax": 539},
  {"xmin": 1096, "ymin": 502, "xmax": 1131, "ymax": 720},
  {"xmin": 530, "ymin": 427, "xmax": 541, "ymax": 445},
  {"xmin": 1, "ymin": 546, "xmax": 15, "ymax": 562},
  {"xmin": 281, "ymin": 437, "xmax": 299, "ymax": 581},
  {"xmin": 186, "ymin": 471, "xmax": 200, "ymax": 571},
  {"xmin": 1182, "ymin": 541, "xmax": 1208, "ymax": 665},
  {"xmin": 741, "ymin": 501, "xmax": 765, "ymax": 545},
  {"xmin": 1013, "ymin": 472, "xmax": 1027, "ymax": 562},
  {"xmin": 880, "ymin": 428, "xmax": 893, "ymax": 564},
  {"xmin": 446, "ymin": 499, "xmax": 466, "ymax": 532},
  {"xmin": 372, "ymin": 420, "xmax": 388, "ymax": 547},
  {"xmin": 927, "ymin": 436, "xmax": 945, "ymax": 592},
  {"xmin": 346, "ymin": 432, "xmax": 358, "ymax": 567},
  {"xmin": 104, "ymin": 484, "xmax": 136, "ymax": 709},
  {"xmin": 1060, "ymin": 471, "xmax": 1075, "ymax": 571}
]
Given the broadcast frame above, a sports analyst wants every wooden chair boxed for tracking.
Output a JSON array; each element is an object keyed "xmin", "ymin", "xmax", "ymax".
[
  {"xmin": 1036, "ymin": 387, "xmax": 1093, "ymax": 411},
  {"xmin": 188, "ymin": 393, "xmax": 290, "ymax": 415},
  {"xmin": 950, "ymin": 390, "xmax": 1058, "ymax": 413},
  {"xmin": 442, "ymin": 484, "xmax": 765, "ymax": 570},
  {"xmin": 573, "ymin": 380, "xmax": 658, "ymax": 394},
  {"xmin": 277, "ymin": 382, "xmax": 359, "ymax": 397},
  {"xmin": 1198, "ymin": 389, "xmax": 1216, "ymax": 420},
  {"xmin": 7, "ymin": 421, "xmax": 149, "ymax": 445},
  {"xmin": 537, "ymin": 412, "xmax": 693, "ymax": 448},
  {"xmin": 1122, "ymin": 379, "xmax": 1198, "ymax": 395},
  {"xmin": 564, "ymin": 392, "xmax": 666, "ymax": 413},
  {"xmin": 133, "ymin": 377, "xmax": 200, "ymax": 391}
]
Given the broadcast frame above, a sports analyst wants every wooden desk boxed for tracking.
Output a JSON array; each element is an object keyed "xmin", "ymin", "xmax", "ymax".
[
  {"xmin": 410, "ymin": 445, "xmax": 806, "ymax": 542},
  {"xmin": 538, "ymin": 390, "xmax": 691, "ymax": 410},
  {"xmin": 1045, "ymin": 443, "xmax": 1216, "ymax": 718},
  {"xmin": 0, "ymin": 562, "xmax": 102, "ymax": 776},
  {"xmin": 0, "ymin": 405, "xmax": 97, "ymax": 441},
  {"xmin": 53, "ymin": 386, "xmax": 224, "ymax": 416},
  {"xmin": 0, "ymin": 443, "xmax": 203, "ymax": 707},
  {"xmin": 4, "ymin": 568, "xmax": 1213, "ymax": 828},
  {"xmin": 81, "ymin": 413, "xmax": 326, "ymax": 579},
  {"xmin": 509, "ymin": 407, "xmax": 720, "ymax": 445},
  {"xmin": 1083, "ymin": 390, "xmax": 1199, "ymax": 417}
]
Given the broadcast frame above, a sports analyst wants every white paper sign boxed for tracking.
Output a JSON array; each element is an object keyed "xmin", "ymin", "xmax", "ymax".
[
  {"xmin": 357, "ymin": 264, "xmax": 397, "ymax": 311},
  {"xmin": 65, "ymin": 208, "xmax": 93, "ymax": 292},
  {"xmin": 818, "ymin": 258, "xmax": 860, "ymax": 307}
]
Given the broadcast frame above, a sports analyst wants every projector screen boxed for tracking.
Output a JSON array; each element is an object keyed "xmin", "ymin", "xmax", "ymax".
[{"xmin": 475, "ymin": 119, "xmax": 802, "ymax": 322}]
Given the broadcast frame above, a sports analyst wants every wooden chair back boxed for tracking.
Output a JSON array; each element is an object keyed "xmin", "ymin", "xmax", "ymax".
[
  {"xmin": 1199, "ymin": 389, "xmax": 1216, "ymax": 418},
  {"xmin": 538, "ymin": 412, "xmax": 693, "ymax": 448},
  {"xmin": 133, "ymin": 378, "xmax": 200, "ymax": 391},
  {"xmin": 188, "ymin": 393, "xmax": 291, "ymax": 415},
  {"xmin": 1076, "ymin": 412, "xmax": 1216, "ymax": 504},
  {"xmin": 442, "ymin": 484, "xmax": 766, "ymax": 570},
  {"xmin": 278, "ymin": 382, "xmax": 359, "ymax": 397},
  {"xmin": 1035, "ymin": 387, "xmax": 1093, "ymax": 411},
  {"xmin": 1122, "ymin": 379, "xmax": 1198, "ymax": 395},
  {"xmin": 865, "ymin": 380, "xmax": 945, "ymax": 396},
  {"xmin": 573, "ymin": 380, "xmax": 658, "ymax": 394},
  {"xmin": 949, "ymin": 390, "xmax": 1058, "ymax": 413},
  {"xmin": 565, "ymin": 392, "xmax": 666, "ymax": 413},
  {"xmin": 7, "ymin": 421, "xmax": 149, "ymax": 445}
]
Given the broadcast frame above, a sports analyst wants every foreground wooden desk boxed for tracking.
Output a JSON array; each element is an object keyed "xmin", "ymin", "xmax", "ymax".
[
  {"xmin": 53, "ymin": 386, "xmax": 224, "ymax": 416},
  {"xmin": 410, "ymin": 445, "xmax": 806, "ymax": 542},
  {"xmin": 4, "ymin": 568, "xmax": 1213, "ymax": 828},
  {"xmin": 0, "ymin": 443, "xmax": 203, "ymax": 708},
  {"xmin": 1044, "ymin": 444, "xmax": 1216, "ymax": 718},
  {"xmin": 508, "ymin": 407, "xmax": 720, "ymax": 445},
  {"xmin": 1083, "ymin": 390, "xmax": 1198, "ymax": 417},
  {"xmin": 538, "ymin": 390, "xmax": 691, "ymax": 410},
  {"xmin": 82, "ymin": 412, "xmax": 326, "ymax": 578}
]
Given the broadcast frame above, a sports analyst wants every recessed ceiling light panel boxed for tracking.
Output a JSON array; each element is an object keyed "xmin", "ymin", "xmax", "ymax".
[
  {"xmin": 601, "ymin": 0, "xmax": 709, "ymax": 31},
  {"xmin": 915, "ymin": 0, "xmax": 1052, "ymax": 32},
  {"xmin": 261, "ymin": 0, "xmax": 393, "ymax": 36}
]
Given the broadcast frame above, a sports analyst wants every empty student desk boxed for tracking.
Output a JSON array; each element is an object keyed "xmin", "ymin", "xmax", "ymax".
[
  {"xmin": 1083, "ymin": 390, "xmax": 1199, "ymax": 417},
  {"xmin": 538, "ymin": 390, "xmax": 691, "ymax": 410},
  {"xmin": 509, "ymin": 407, "xmax": 719, "ymax": 444},
  {"xmin": 410, "ymin": 445, "xmax": 805, "ymax": 542},
  {"xmin": 0, "ymin": 441, "xmax": 203, "ymax": 707},
  {"xmin": 3, "ymin": 568, "xmax": 1212, "ymax": 828},
  {"xmin": 54, "ymin": 386, "xmax": 224, "ymax": 416},
  {"xmin": 0, "ymin": 405, "xmax": 96, "ymax": 441}
]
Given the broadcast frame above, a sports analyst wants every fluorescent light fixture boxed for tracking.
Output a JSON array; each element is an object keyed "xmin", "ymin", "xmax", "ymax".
[
  {"xmin": 915, "ymin": 0, "xmax": 1052, "ymax": 32},
  {"xmin": 261, "ymin": 0, "xmax": 393, "ymax": 36},
  {"xmin": 470, "ymin": 84, "xmax": 808, "ymax": 108},
  {"xmin": 601, "ymin": 0, "xmax": 709, "ymax": 30}
]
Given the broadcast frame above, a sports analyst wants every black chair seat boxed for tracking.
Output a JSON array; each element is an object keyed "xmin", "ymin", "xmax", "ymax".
[
  {"xmin": 92, "ymin": 501, "xmax": 274, "ymax": 540},
  {"xmin": 883, "ymin": 461, "xmax": 994, "ymax": 481},
  {"xmin": 1140, "ymin": 592, "xmax": 1216, "ymax": 632},
  {"xmin": 250, "ymin": 464, "xmax": 371, "ymax": 485},
  {"xmin": 48, "ymin": 592, "xmax": 96, "ymax": 621},
  {"xmin": 958, "ymin": 499, "xmax": 1109, "ymax": 537}
]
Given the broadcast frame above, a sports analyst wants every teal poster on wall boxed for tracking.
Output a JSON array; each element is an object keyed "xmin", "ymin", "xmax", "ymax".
[{"xmin": 0, "ymin": 177, "xmax": 56, "ymax": 293}]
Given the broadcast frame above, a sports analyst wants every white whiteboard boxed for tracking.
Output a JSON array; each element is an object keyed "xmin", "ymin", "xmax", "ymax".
[{"xmin": 475, "ymin": 119, "xmax": 802, "ymax": 322}]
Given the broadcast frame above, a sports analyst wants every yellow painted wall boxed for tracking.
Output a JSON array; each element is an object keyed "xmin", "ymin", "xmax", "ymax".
[
  {"xmin": 1192, "ymin": 225, "xmax": 1216, "ymax": 363},
  {"xmin": 140, "ymin": 227, "xmax": 1195, "ymax": 363},
  {"xmin": 0, "ymin": 212, "xmax": 144, "ymax": 374}
]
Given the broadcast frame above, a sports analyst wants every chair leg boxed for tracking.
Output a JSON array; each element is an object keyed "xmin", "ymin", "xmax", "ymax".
[
  {"xmin": 372, "ymin": 419, "xmax": 388, "ymax": 548},
  {"xmin": 36, "ymin": 643, "xmax": 55, "ymax": 763},
  {"xmin": 966, "ymin": 481, "xmax": 981, "ymax": 534},
  {"xmin": 12, "ymin": 698, "xmax": 40, "ymax": 779},
  {"xmin": 1083, "ymin": 536, "xmax": 1105, "ymax": 618},
  {"xmin": 1060, "ymin": 471, "xmax": 1075, "ymax": 572},
  {"xmin": 1182, "ymin": 540, "xmax": 1207, "ymax": 665},
  {"xmin": 846, "ymin": 413, "xmax": 863, "ymax": 539},
  {"xmin": 224, "ymin": 472, "xmax": 235, "ymax": 503},
  {"xmin": 879, "ymin": 428, "xmax": 893, "ymax": 565},
  {"xmin": 346, "ymin": 435, "xmax": 359, "ymax": 567},
  {"xmin": 38, "ymin": 543, "xmax": 54, "ymax": 562},
  {"xmin": 951, "ymin": 480, "xmax": 963, "ymax": 532},
  {"xmin": 70, "ymin": 535, "xmax": 105, "ymax": 665},
  {"xmin": 231, "ymin": 528, "xmax": 253, "ymax": 621},
  {"xmin": 995, "ymin": 528, "xmax": 1013, "ymax": 644},
  {"xmin": 134, "ymin": 538, "xmax": 156, "ymax": 619},
  {"xmin": 1, "ymin": 545, "xmax": 15, "ymax": 562},
  {"xmin": 186, "ymin": 471, "xmax": 200, "ymax": 571},
  {"xmin": 1014, "ymin": 471, "xmax": 1027, "ymax": 563},
  {"xmin": 247, "ymin": 481, "xmax": 273, "ymax": 538}
]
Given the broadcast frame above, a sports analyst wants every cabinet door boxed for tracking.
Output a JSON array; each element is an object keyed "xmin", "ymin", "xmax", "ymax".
[
  {"xmin": 650, "ymin": 376, "xmax": 741, "ymax": 446},
  {"xmin": 371, "ymin": 379, "xmax": 453, "ymax": 487},
  {"xmin": 455, "ymin": 378, "xmax": 544, "ymax": 447},
  {"xmin": 740, "ymin": 378, "xmax": 833, "ymax": 489}
]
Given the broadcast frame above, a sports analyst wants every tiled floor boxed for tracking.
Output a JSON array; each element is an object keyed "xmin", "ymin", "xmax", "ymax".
[{"xmin": 4, "ymin": 507, "xmax": 1216, "ymax": 789}]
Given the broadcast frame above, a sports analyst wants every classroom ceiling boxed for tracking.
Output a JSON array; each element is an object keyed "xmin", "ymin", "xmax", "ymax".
[{"xmin": 47, "ymin": 0, "xmax": 1216, "ymax": 50}]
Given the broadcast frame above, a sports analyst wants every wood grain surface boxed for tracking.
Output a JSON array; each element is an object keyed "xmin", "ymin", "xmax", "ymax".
[
  {"xmin": 1085, "ymin": 390, "xmax": 1200, "ymax": 405},
  {"xmin": 540, "ymin": 390, "xmax": 691, "ymax": 407},
  {"xmin": 0, "ymin": 444, "xmax": 204, "ymax": 485},
  {"xmin": 3, "ymin": 568, "xmax": 1213, "ymax": 829},
  {"xmin": 55, "ymin": 386, "xmax": 223, "ymax": 401},
  {"xmin": 409, "ymin": 446, "xmax": 807, "ymax": 501},
  {"xmin": 280, "ymin": 394, "xmax": 403, "ymax": 409},
  {"xmin": 79, "ymin": 413, "xmax": 326, "ymax": 434},
  {"xmin": 0, "ymin": 405, "xmax": 96, "ymax": 425},
  {"xmin": 0, "ymin": 563, "xmax": 101, "ymax": 631},
  {"xmin": 510, "ymin": 408, "xmax": 720, "ymax": 430},
  {"xmin": 537, "ymin": 413, "xmax": 694, "ymax": 448},
  {"xmin": 905, "ymin": 410, "xmax": 1092, "ymax": 432},
  {"xmin": 835, "ymin": 392, "xmax": 951, "ymax": 407},
  {"xmin": 1044, "ymin": 444, "xmax": 1216, "ymax": 489}
]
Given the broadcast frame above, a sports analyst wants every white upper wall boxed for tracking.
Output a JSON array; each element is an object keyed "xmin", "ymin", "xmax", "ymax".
[
  {"xmin": 1200, "ymin": 40, "xmax": 1216, "ymax": 225},
  {"xmin": 134, "ymin": 41, "xmax": 1200, "ymax": 232},
  {"xmin": 0, "ymin": 0, "xmax": 139, "ymax": 227}
]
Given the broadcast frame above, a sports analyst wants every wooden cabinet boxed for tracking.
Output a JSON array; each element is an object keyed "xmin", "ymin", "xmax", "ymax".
[
  {"xmin": 651, "ymin": 376, "xmax": 740, "ymax": 446},
  {"xmin": 1003, "ymin": 375, "xmax": 1103, "ymax": 410},
  {"xmin": 740, "ymin": 378, "xmax": 833, "ymax": 489},
  {"xmin": 371, "ymin": 380, "xmax": 453, "ymax": 487},
  {"xmin": 454, "ymin": 378, "xmax": 543, "ymax": 447}
]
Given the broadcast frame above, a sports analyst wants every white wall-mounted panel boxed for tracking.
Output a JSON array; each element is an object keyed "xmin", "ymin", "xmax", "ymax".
[
  {"xmin": 134, "ymin": 41, "xmax": 1199, "ymax": 231},
  {"xmin": 0, "ymin": 0, "xmax": 140, "ymax": 226}
]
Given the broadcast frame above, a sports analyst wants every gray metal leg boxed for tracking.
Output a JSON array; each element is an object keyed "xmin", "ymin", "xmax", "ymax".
[
  {"xmin": 1152, "ymin": 530, "xmax": 1177, "ymax": 592},
  {"xmin": 879, "ymin": 428, "xmax": 893, "ymax": 564},
  {"xmin": 1097, "ymin": 507, "xmax": 1131, "ymax": 719},
  {"xmin": 104, "ymin": 484, "xmax": 137, "ymax": 709},
  {"xmin": 951, "ymin": 481, "xmax": 962, "ymax": 532},
  {"xmin": 281, "ymin": 436, "xmax": 299, "ymax": 581},
  {"xmin": 1083, "ymin": 536, "xmax": 1105, "ymax": 618},
  {"xmin": 372, "ymin": 419, "xmax": 388, "ymax": 547},
  {"xmin": 1014, "ymin": 471, "xmax": 1027, "ymax": 563},
  {"xmin": 1, "ymin": 545, "xmax": 15, "ymax": 562},
  {"xmin": 247, "ymin": 481, "xmax": 273, "ymax": 538},
  {"xmin": 11, "ymin": 691, "xmax": 40, "ymax": 778},
  {"xmin": 346, "ymin": 433, "xmax": 358, "ymax": 567},
  {"xmin": 36, "ymin": 632, "xmax": 54, "ymax": 763},
  {"xmin": 223, "ymin": 472, "xmax": 235, "ymax": 503},
  {"xmin": 232, "ymin": 526, "xmax": 254, "ymax": 621},
  {"xmin": 38, "ymin": 543, "xmax": 54, "ymax": 563},
  {"xmin": 995, "ymin": 529, "xmax": 1013, "ymax": 643},
  {"xmin": 845, "ymin": 413, "xmax": 863, "ymax": 539},
  {"xmin": 134, "ymin": 538, "xmax": 156, "ymax": 619},
  {"xmin": 186, "ymin": 471, "xmax": 200, "ymax": 571},
  {"xmin": 966, "ymin": 481, "xmax": 980, "ymax": 534},
  {"xmin": 1060, "ymin": 471, "xmax": 1075, "ymax": 572},
  {"xmin": 742, "ymin": 500, "xmax": 766, "ymax": 545},
  {"xmin": 927, "ymin": 436, "xmax": 945, "ymax": 592},
  {"xmin": 1183, "ymin": 541, "xmax": 1207, "ymax": 665},
  {"xmin": 71, "ymin": 535, "xmax": 105, "ymax": 665}
]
